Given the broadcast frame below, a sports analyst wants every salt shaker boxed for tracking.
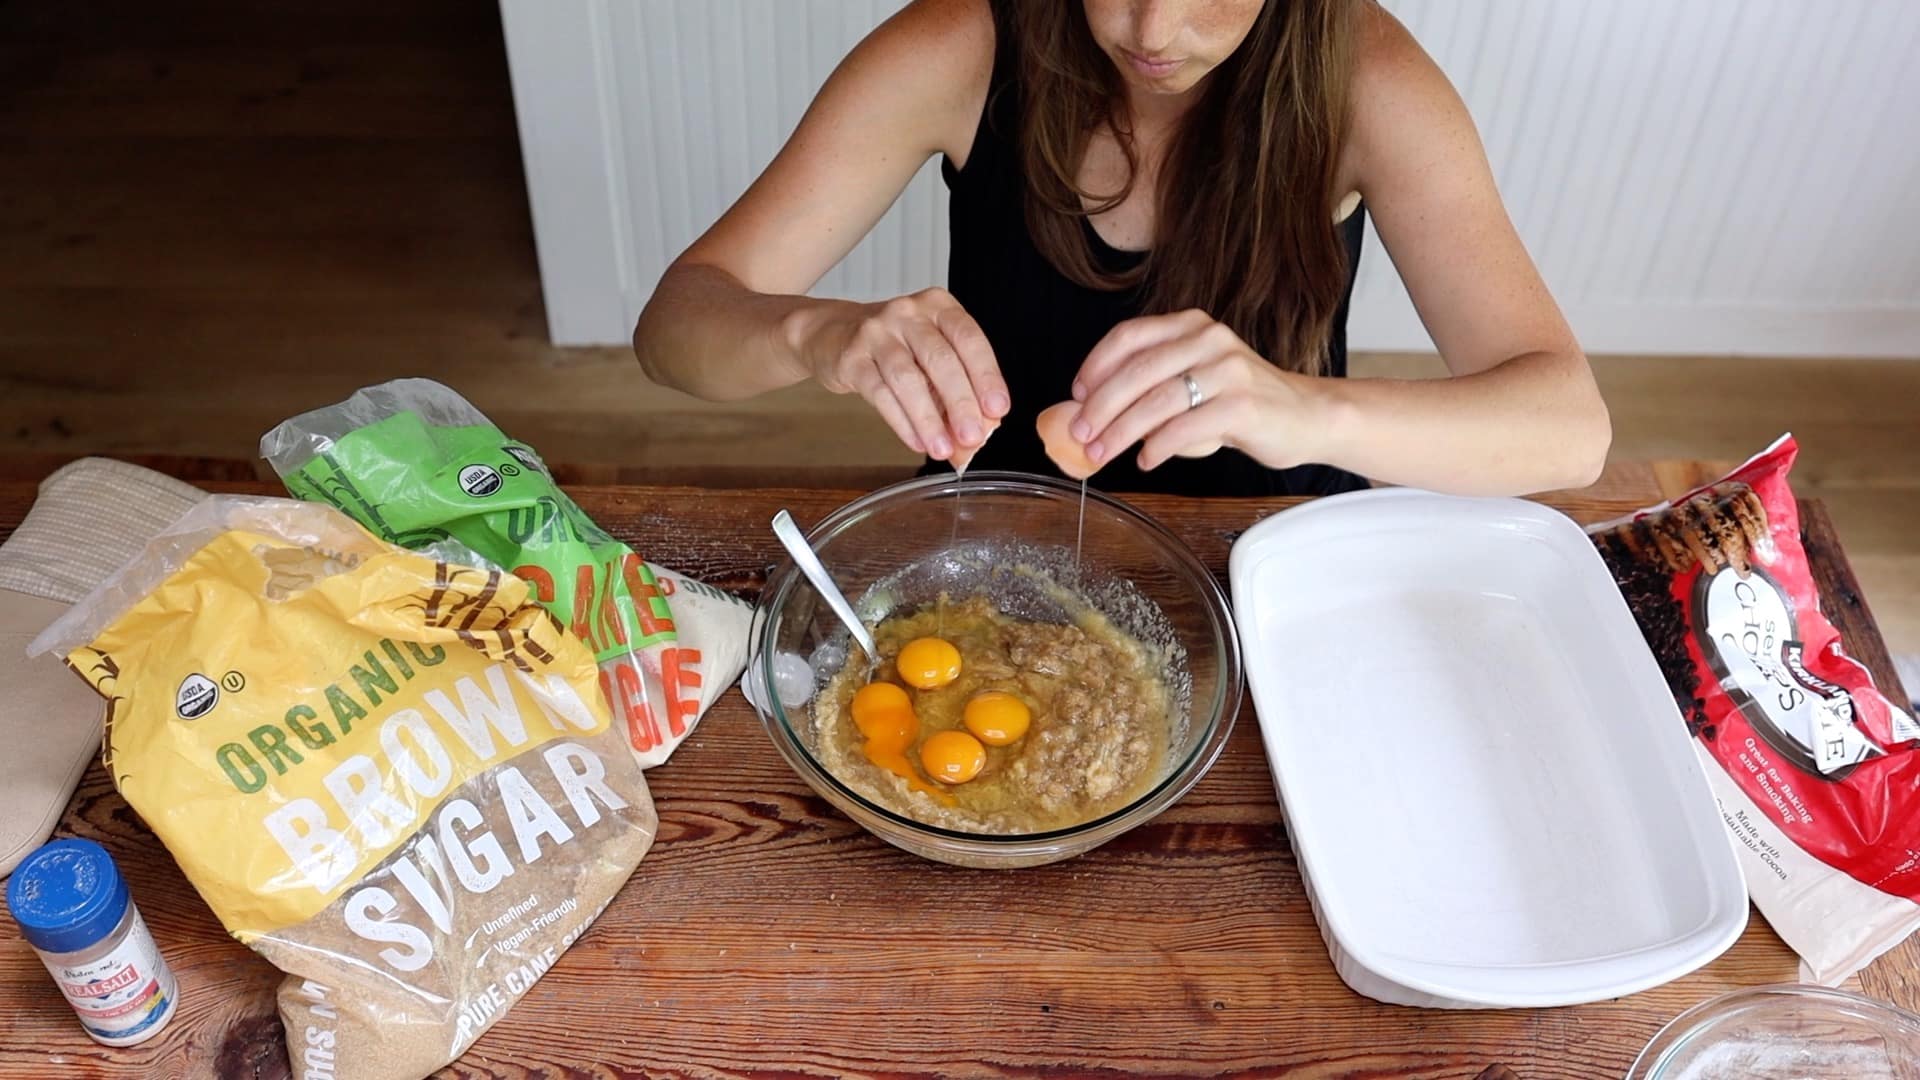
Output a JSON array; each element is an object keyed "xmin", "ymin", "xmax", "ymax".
[{"xmin": 6, "ymin": 838, "xmax": 178, "ymax": 1046}]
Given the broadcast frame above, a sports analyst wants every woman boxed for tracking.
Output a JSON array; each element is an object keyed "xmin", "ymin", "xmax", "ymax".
[{"xmin": 633, "ymin": 0, "xmax": 1610, "ymax": 497}]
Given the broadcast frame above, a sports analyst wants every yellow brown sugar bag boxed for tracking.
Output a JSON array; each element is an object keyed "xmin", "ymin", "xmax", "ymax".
[{"xmin": 30, "ymin": 496, "xmax": 657, "ymax": 1079}]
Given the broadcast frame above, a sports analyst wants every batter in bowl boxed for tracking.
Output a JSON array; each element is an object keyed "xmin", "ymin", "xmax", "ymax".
[{"xmin": 812, "ymin": 594, "xmax": 1173, "ymax": 834}]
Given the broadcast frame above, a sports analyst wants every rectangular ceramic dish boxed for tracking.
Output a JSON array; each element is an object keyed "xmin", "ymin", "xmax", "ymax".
[{"xmin": 1229, "ymin": 489, "xmax": 1748, "ymax": 1008}]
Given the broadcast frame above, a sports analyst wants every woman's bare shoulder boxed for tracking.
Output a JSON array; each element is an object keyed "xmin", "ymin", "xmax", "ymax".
[
  {"xmin": 1342, "ymin": 2, "xmax": 1477, "ymax": 188},
  {"xmin": 669, "ymin": 0, "xmax": 997, "ymax": 289},
  {"xmin": 1351, "ymin": 1, "xmax": 1433, "ymax": 84},
  {"xmin": 838, "ymin": 0, "xmax": 997, "ymax": 161}
]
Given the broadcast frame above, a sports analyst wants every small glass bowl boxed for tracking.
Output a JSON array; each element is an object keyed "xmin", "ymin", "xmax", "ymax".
[
  {"xmin": 1629, "ymin": 984, "xmax": 1920, "ymax": 1078},
  {"xmin": 749, "ymin": 471, "xmax": 1241, "ymax": 868}
]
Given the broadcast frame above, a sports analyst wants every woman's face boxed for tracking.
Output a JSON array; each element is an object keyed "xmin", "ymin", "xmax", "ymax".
[{"xmin": 1081, "ymin": 0, "xmax": 1266, "ymax": 95}]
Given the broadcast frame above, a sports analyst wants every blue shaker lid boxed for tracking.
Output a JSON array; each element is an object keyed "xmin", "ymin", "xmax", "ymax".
[{"xmin": 6, "ymin": 838, "xmax": 131, "ymax": 955}]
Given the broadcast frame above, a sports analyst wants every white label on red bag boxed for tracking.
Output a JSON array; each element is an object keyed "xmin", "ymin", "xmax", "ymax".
[
  {"xmin": 1702, "ymin": 568, "xmax": 1879, "ymax": 774},
  {"xmin": 1889, "ymin": 683, "xmax": 1920, "ymax": 744}
]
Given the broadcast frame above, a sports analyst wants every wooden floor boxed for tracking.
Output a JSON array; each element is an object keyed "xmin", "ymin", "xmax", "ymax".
[{"xmin": 3, "ymin": 1, "xmax": 1916, "ymax": 662}]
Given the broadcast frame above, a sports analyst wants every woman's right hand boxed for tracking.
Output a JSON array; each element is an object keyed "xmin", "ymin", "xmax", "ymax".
[{"xmin": 797, "ymin": 287, "xmax": 1009, "ymax": 461}]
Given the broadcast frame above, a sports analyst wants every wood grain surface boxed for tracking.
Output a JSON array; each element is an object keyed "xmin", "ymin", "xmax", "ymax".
[{"xmin": 0, "ymin": 481, "xmax": 1911, "ymax": 1080}]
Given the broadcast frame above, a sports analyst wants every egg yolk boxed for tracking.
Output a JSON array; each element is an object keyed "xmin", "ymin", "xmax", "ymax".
[
  {"xmin": 868, "ymin": 746, "xmax": 953, "ymax": 802},
  {"xmin": 857, "ymin": 706, "xmax": 917, "ymax": 748},
  {"xmin": 851, "ymin": 682, "xmax": 912, "ymax": 735},
  {"xmin": 849, "ymin": 681, "xmax": 951, "ymax": 802},
  {"xmin": 963, "ymin": 691, "xmax": 1032, "ymax": 746},
  {"xmin": 896, "ymin": 637, "xmax": 962, "ymax": 689},
  {"xmin": 921, "ymin": 729, "xmax": 987, "ymax": 785}
]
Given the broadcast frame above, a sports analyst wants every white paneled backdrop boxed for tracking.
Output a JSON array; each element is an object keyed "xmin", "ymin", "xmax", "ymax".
[{"xmin": 502, "ymin": 1, "xmax": 1920, "ymax": 355}]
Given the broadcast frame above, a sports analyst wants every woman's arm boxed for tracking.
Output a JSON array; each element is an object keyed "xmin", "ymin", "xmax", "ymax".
[
  {"xmin": 1324, "ymin": 3, "xmax": 1610, "ymax": 492},
  {"xmin": 633, "ymin": 0, "xmax": 1006, "ymax": 460},
  {"xmin": 1070, "ymin": 4, "xmax": 1610, "ymax": 496}
]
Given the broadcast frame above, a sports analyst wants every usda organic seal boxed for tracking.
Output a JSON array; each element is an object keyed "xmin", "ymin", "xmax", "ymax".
[
  {"xmin": 458, "ymin": 463, "xmax": 503, "ymax": 497},
  {"xmin": 175, "ymin": 673, "xmax": 219, "ymax": 719}
]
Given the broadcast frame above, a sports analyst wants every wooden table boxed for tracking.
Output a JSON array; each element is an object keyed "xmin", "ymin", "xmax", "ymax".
[{"xmin": 0, "ymin": 478, "xmax": 1914, "ymax": 1080}]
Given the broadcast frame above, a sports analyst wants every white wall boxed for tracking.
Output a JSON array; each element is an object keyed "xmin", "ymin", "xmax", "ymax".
[
  {"xmin": 1364, "ymin": 0, "xmax": 1920, "ymax": 356},
  {"xmin": 504, "ymin": 0, "xmax": 1920, "ymax": 356}
]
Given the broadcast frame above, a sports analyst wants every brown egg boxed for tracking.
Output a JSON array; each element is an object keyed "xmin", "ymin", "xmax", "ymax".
[
  {"xmin": 949, "ymin": 418, "xmax": 999, "ymax": 473},
  {"xmin": 1036, "ymin": 401, "xmax": 1100, "ymax": 480}
]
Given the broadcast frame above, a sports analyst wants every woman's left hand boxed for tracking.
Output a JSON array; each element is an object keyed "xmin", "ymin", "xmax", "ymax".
[{"xmin": 1070, "ymin": 309, "xmax": 1327, "ymax": 472}]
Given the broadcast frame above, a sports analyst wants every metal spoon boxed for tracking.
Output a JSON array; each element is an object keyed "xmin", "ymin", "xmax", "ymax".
[{"xmin": 771, "ymin": 509, "xmax": 878, "ymax": 677}]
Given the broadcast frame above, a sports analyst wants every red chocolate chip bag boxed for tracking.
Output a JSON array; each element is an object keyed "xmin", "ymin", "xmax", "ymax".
[{"xmin": 1588, "ymin": 435, "xmax": 1920, "ymax": 983}]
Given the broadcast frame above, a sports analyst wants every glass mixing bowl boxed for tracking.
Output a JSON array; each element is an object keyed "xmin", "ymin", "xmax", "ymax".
[
  {"xmin": 1629, "ymin": 984, "xmax": 1920, "ymax": 1079},
  {"xmin": 749, "ymin": 471, "xmax": 1241, "ymax": 868}
]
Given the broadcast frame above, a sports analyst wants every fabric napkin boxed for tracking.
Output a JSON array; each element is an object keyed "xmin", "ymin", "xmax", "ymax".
[{"xmin": 0, "ymin": 458, "xmax": 204, "ymax": 876}]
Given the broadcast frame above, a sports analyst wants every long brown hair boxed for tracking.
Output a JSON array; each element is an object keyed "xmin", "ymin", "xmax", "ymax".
[{"xmin": 1009, "ymin": 1, "xmax": 1357, "ymax": 374}]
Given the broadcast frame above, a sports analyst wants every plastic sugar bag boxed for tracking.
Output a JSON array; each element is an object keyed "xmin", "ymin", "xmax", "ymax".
[
  {"xmin": 1588, "ymin": 435, "xmax": 1920, "ymax": 985},
  {"xmin": 261, "ymin": 378, "xmax": 748, "ymax": 769},
  {"xmin": 30, "ymin": 496, "xmax": 656, "ymax": 1079}
]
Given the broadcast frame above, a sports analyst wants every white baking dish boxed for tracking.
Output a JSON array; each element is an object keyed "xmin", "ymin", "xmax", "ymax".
[{"xmin": 1229, "ymin": 489, "xmax": 1748, "ymax": 1008}]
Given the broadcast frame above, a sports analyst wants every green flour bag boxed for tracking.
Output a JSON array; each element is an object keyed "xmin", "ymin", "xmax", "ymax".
[{"xmin": 260, "ymin": 378, "xmax": 702, "ymax": 767}]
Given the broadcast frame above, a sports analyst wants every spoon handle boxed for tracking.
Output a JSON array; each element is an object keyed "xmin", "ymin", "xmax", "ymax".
[{"xmin": 771, "ymin": 510, "xmax": 880, "ymax": 664}]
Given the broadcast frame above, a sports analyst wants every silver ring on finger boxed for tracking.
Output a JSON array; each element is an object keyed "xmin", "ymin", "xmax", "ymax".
[{"xmin": 1181, "ymin": 371, "xmax": 1205, "ymax": 411}]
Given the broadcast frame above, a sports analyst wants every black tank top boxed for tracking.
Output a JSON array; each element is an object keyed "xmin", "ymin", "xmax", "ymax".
[{"xmin": 930, "ymin": 12, "xmax": 1369, "ymax": 498}]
